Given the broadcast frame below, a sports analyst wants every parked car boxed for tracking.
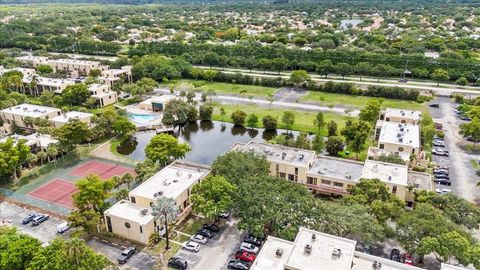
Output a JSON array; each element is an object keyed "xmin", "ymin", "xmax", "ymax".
[
  {"xmin": 240, "ymin": 242, "xmax": 259, "ymax": 254},
  {"xmin": 227, "ymin": 259, "xmax": 250, "ymax": 270},
  {"xmin": 403, "ymin": 253, "xmax": 414, "ymax": 265},
  {"xmin": 196, "ymin": 228, "xmax": 213, "ymax": 238},
  {"xmin": 436, "ymin": 188, "xmax": 452, "ymax": 195},
  {"xmin": 454, "ymin": 109, "xmax": 462, "ymax": 114},
  {"xmin": 182, "ymin": 241, "xmax": 200, "ymax": 252},
  {"xmin": 190, "ymin": 234, "xmax": 208, "ymax": 244},
  {"xmin": 390, "ymin": 249, "xmax": 401, "ymax": 262},
  {"xmin": 433, "ymin": 140, "xmax": 445, "ymax": 147},
  {"xmin": 117, "ymin": 247, "xmax": 135, "ymax": 264},
  {"xmin": 398, "ymin": 79, "xmax": 408, "ymax": 83},
  {"xmin": 22, "ymin": 213, "xmax": 38, "ymax": 225},
  {"xmin": 202, "ymin": 223, "xmax": 220, "ymax": 232},
  {"xmin": 244, "ymin": 235, "xmax": 262, "ymax": 247},
  {"xmin": 466, "ymin": 136, "xmax": 480, "ymax": 143},
  {"xmin": 432, "ymin": 148, "xmax": 449, "ymax": 156},
  {"xmin": 247, "ymin": 233, "xmax": 266, "ymax": 242},
  {"xmin": 429, "ymin": 103, "xmax": 440, "ymax": 108},
  {"xmin": 433, "ymin": 167, "xmax": 449, "ymax": 174},
  {"xmin": 434, "ymin": 173, "xmax": 449, "ymax": 179},
  {"xmin": 56, "ymin": 222, "xmax": 71, "ymax": 234},
  {"xmin": 435, "ymin": 178, "xmax": 452, "ymax": 186},
  {"xmin": 461, "ymin": 115, "xmax": 472, "ymax": 121},
  {"xmin": 234, "ymin": 250, "xmax": 256, "ymax": 263},
  {"xmin": 31, "ymin": 215, "xmax": 49, "ymax": 226},
  {"xmin": 218, "ymin": 211, "xmax": 230, "ymax": 219},
  {"xmin": 167, "ymin": 257, "xmax": 188, "ymax": 270}
]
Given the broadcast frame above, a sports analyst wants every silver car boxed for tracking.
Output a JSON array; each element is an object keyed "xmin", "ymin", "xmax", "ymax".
[
  {"xmin": 190, "ymin": 234, "xmax": 208, "ymax": 244},
  {"xmin": 182, "ymin": 241, "xmax": 200, "ymax": 252},
  {"xmin": 240, "ymin": 242, "xmax": 259, "ymax": 254}
]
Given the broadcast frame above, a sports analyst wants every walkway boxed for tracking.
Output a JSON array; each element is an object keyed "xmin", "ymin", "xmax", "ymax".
[{"xmin": 89, "ymin": 136, "xmax": 135, "ymax": 165}]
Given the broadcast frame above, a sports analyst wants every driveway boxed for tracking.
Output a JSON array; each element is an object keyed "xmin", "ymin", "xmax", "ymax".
[
  {"xmin": 0, "ymin": 201, "xmax": 70, "ymax": 243},
  {"xmin": 429, "ymin": 97, "xmax": 480, "ymax": 204},
  {"xmin": 88, "ymin": 237, "xmax": 157, "ymax": 270},
  {"xmin": 172, "ymin": 218, "xmax": 243, "ymax": 270}
]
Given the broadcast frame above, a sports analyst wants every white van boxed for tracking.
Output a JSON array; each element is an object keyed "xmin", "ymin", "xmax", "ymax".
[{"xmin": 56, "ymin": 222, "xmax": 70, "ymax": 234}]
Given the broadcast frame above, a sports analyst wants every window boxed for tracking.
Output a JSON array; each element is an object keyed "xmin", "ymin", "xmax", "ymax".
[
  {"xmin": 379, "ymin": 144, "xmax": 384, "ymax": 149},
  {"xmin": 295, "ymin": 167, "xmax": 298, "ymax": 174},
  {"xmin": 333, "ymin": 182, "xmax": 344, "ymax": 187},
  {"xmin": 401, "ymin": 120, "xmax": 406, "ymax": 123},
  {"xmin": 392, "ymin": 186, "xmax": 397, "ymax": 194},
  {"xmin": 125, "ymin": 222, "xmax": 131, "ymax": 229},
  {"xmin": 276, "ymin": 164, "xmax": 279, "ymax": 171},
  {"xmin": 398, "ymin": 147, "xmax": 404, "ymax": 152},
  {"xmin": 106, "ymin": 216, "xmax": 112, "ymax": 232},
  {"xmin": 140, "ymin": 226, "xmax": 143, "ymax": 233},
  {"xmin": 288, "ymin": 174, "xmax": 295, "ymax": 181},
  {"xmin": 386, "ymin": 117, "xmax": 390, "ymax": 121},
  {"xmin": 130, "ymin": 196, "xmax": 136, "ymax": 203},
  {"xmin": 321, "ymin": 180, "xmax": 331, "ymax": 185},
  {"xmin": 279, "ymin": 172, "xmax": 286, "ymax": 179}
]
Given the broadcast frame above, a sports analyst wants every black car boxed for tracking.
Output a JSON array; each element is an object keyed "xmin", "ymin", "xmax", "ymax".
[
  {"xmin": 429, "ymin": 103, "xmax": 440, "ymax": 108},
  {"xmin": 202, "ymin": 223, "xmax": 220, "ymax": 232},
  {"xmin": 168, "ymin": 257, "xmax": 188, "ymax": 270},
  {"xmin": 227, "ymin": 259, "xmax": 250, "ymax": 270},
  {"xmin": 244, "ymin": 235, "xmax": 262, "ymax": 247},
  {"xmin": 390, "ymin": 249, "xmax": 401, "ymax": 261},
  {"xmin": 434, "ymin": 173, "xmax": 449, "ymax": 179},
  {"xmin": 117, "ymin": 247, "xmax": 135, "ymax": 264},
  {"xmin": 247, "ymin": 233, "xmax": 266, "ymax": 242},
  {"xmin": 196, "ymin": 228, "xmax": 213, "ymax": 238},
  {"xmin": 22, "ymin": 213, "xmax": 38, "ymax": 225},
  {"xmin": 435, "ymin": 178, "xmax": 452, "ymax": 186},
  {"xmin": 31, "ymin": 215, "xmax": 49, "ymax": 226}
]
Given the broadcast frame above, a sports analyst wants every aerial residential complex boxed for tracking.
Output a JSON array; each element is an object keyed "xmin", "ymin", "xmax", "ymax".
[{"xmin": 104, "ymin": 161, "xmax": 211, "ymax": 245}]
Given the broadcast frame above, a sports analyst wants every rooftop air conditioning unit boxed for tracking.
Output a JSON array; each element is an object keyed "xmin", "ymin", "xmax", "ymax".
[
  {"xmin": 140, "ymin": 208, "xmax": 148, "ymax": 215},
  {"xmin": 311, "ymin": 234, "xmax": 316, "ymax": 241},
  {"xmin": 372, "ymin": 261, "xmax": 382, "ymax": 270},
  {"xmin": 332, "ymin": 248, "xmax": 341, "ymax": 258},
  {"xmin": 304, "ymin": 244, "xmax": 312, "ymax": 254},
  {"xmin": 173, "ymin": 179, "xmax": 178, "ymax": 183},
  {"xmin": 275, "ymin": 248, "xmax": 283, "ymax": 257}
]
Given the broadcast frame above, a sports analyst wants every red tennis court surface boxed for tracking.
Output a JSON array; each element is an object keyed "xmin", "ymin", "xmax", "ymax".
[
  {"xmin": 28, "ymin": 179, "xmax": 77, "ymax": 208},
  {"xmin": 70, "ymin": 160, "xmax": 135, "ymax": 180}
]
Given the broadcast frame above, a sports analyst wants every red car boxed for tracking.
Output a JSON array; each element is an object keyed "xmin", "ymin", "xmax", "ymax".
[
  {"xmin": 235, "ymin": 250, "xmax": 256, "ymax": 263},
  {"xmin": 403, "ymin": 253, "xmax": 413, "ymax": 265}
]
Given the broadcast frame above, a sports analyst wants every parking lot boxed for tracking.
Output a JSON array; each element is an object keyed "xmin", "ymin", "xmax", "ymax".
[
  {"xmin": 171, "ymin": 218, "xmax": 244, "ymax": 270},
  {"xmin": 0, "ymin": 201, "xmax": 70, "ymax": 243}
]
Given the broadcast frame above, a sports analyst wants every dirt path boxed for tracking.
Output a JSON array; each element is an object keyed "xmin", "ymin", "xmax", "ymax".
[{"xmin": 89, "ymin": 136, "xmax": 135, "ymax": 165}]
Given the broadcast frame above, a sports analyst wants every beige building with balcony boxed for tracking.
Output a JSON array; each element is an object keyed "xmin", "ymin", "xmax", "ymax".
[
  {"xmin": 379, "ymin": 108, "xmax": 422, "ymax": 125},
  {"xmin": 100, "ymin": 65, "xmax": 132, "ymax": 86},
  {"xmin": 375, "ymin": 121, "xmax": 420, "ymax": 156},
  {"xmin": 104, "ymin": 161, "xmax": 211, "ymax": 244},
  {"xmin": 16, "ymin": 56, "xmax": 50, "ymax": 67},
  {"xmin": 88, "ymin": 83, "xmax": 118, "ymax": 107},
  {"xmin": 49, "ymin": 111, "xmax": 93, "ymax": 128},
  {"xmin": 48, "ymin": 59, "xmax": 107, "ymax": 76},
  {"xmin": 0, "ymin": 104, "xmax": 61, "ymax": 130},
  {"xmin": 22, "ymin": 76, "xmax": 77, "ymax": 95}
]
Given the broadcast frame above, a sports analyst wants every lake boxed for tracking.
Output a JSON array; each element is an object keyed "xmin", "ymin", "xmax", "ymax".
[{"xmin": 117, "ymin": 121, "xmax": 300, "ymax": 165}]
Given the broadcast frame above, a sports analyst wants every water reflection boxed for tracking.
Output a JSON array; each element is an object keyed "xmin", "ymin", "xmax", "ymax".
[{"xmin": 117, "ymin": 121, "xmax": 298, "ymax": 165}]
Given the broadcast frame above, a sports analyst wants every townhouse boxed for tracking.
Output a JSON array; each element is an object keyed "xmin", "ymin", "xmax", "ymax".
[
  {"xmin": 49, "ymin": 111, "xmax": 93, "ymax": 128},
  {"xmin": 104, "ymin": 161, "xmax": 211, "ymax": 245},
  {"xmin": 88, "ymin": 83, "xmax": 118, "ymax": 107},
  {"xmin": 47, "ymin": 59, "xmax": 108, "ymax": 77},
  {"xmin": 0, "ymin": 104, "xmax": 62, "ymax": 129},
  {"xmin": 0, "ymin": 133, "xmax": 58, "ymax": 152}
]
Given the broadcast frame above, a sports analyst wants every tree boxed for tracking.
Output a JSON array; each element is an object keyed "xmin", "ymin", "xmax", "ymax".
[
  {"xmin": 281, "ymin": 111, "xmax": 295, "ymax": 132},
  {"xmin": 212, "ymin": 151, "xmax": 270, "ymax": 185},
  {"xmin": 231, "ymin": 110, "xmax": 247, "ymax": 126},
  {"xmin": 355, "ymin": 62, "xmax": 371, "ymax": 81},
  {"xmin": 294, "ymin": 132, "xmax": 311, "ymax": 149},
  {"xmin": 313, "ymin": 112, "xmax": 325, "ymax": 132},
  {"xmin": 456, "ymin": 77, "xmax": 468, "ymax": 87},
  {"xmin": 377, "ymin": 152, "xmax": 405, "ymax": 165},
  {"xmin": 151, "ymin": 195, "xmax": 179, "ymax": 250},
  {"xmin": 219, "ymin": 107, "xmax": 226, "ymax": 121},
  {"xmin": 186, "ymin": 91, "xmax": 196, "ymax": 103},
  {"xmin": 359, "ymin": 99, "xmax": 382, "ymax": 122},
  {"xmin": 0, "ymin": 137, "xmax": 30, "ymax": 183},
  {"xmin": 54, "ymin": 119, "xmax": 90, "ymax": 149},
  {"xmin": 327, "ymin": 120, "xmax": 338, "ymax": 136},
  {"xmin": 431, "ymin": 68, "xmax": 450, "ymax": 86},
  {"xmin": 199, "ymin": 105, "xmax": 213, "ymax": 121},
  {"xmin": 335, "ymin": 62, "xmax": 353, "ymax": 79},
  {"xmin": 289, "ymin": 70, "xmax": 310, "ymax": 87},
  {"xmin": 190, "ymin": 68, "xmax": 204, "ymax": 80},
  {"xmin": 145, "ymin": 134, "xmax": 191, "ymax": 166},
  {"xmin": 325, "ymin": 136, "xmax": 344, "ymax": 156},
  {"xmin": 162, "ymin": 99, "xmax": 198, "ymax": 126},
  {"xmin": 0, "ymin": 227, "xmax": 41, "ymax": 270},
  {"xmin": 311, "ymin": 133, "xmax": 324, "ymax": 153},
  {"xmin": 191, "ymin": 176, "xmax": 236, "ymax": 220},
  {"xmin": 88, "ymin": 69, "xmax": 102, "ymax": 78},
  {"xmin": 459, "ymin": 117, "xmax": 480, "ymax": 144},
  {"xmin": 262, "ymin": 115, "xmax": 277, "ymax": 130},
  {"xmin": 121, "ymin": 172, "xmax": 135, "ymax": 189},
  {"xmin": 61, "ymin": 84, "xmax": 89, "ymax": 106},
  {"xmin": 203, "ymin": 69, "xmax": 218, "ymax": 82},
  {"xmin": 134, "ymin": 159, "xmax": 160, "ymax": 182},
  {"xmin": 26, "ymin": 152, "xmax": 38, "ymax": 169},
  {"xmin": 341, "ymin": 120, "xmax": 371, "ymax": 160},
  {"xmin": 112, "ymin": 117, "xmax": 136, "ymax": 136},
  {"xmin": 418, "ymin": 231, "xmax": 471, "ymax": 265},
  {"xmin": 114, "ymin": 188, "xmax": 129, "ymax": 201},
  {"xmin": 73, "ymin": 175, "xmax": 114, "ymax": 213},
  {"xmin": 37, "ymin": 64, "xmax": 53, "ymax": 76},
  {"xmin": 46, "ymin": 144, "xmax": 58, "ymax": 163},
  {"xmin": 246, "ymin": 113, "xmax": 259, "ymax": 129},
  {"xmin": 36, "ymin": 150, "xmax": 47, "ymax": 166},
  {"xmin": 316, "ymin": 60, "xmax": 334, "ymax": 78}
]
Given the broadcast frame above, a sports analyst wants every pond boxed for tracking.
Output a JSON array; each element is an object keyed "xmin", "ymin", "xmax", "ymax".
[
  {"xmin": 340, "ymin": 19, "xmax": 364, "ymax": 29},
  {"xmin": 117, "ymin": 121, "xmax": 300, "ymax": 165}
]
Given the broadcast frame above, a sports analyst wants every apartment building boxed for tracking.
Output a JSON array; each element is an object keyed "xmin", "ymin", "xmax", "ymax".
[
  {"xmin": 375, "ymin": 121, "xmax": 420, "ymax": 156},
  {"xmin": 16, "ymin": 55, "xmax": 50, "ymax": 67},
  {"xmin": 380, "ymin": 108, "xmax": 422, "ymax": 125},
  {"xmin": 104, "ymin": 161, "xmax": 211, "ymax": 244},
  {"xmin": 49, "ymin": 111, "xmax": 93, "ymax": 128},
  {"xmin": 0, "ymin": 104, "xmax": 61, "ymax": 129},
  {"xmin": 0, "ymin": 66, "xmax": 36, "ymax": 77},
  {"xmin": 48, "ymin": 59, "xmax": 108, "ymax": 77},
  {"xmin": 100, "ymin": 65, "xmax": 132, "ymax": 86},
  {"xmin": 232, "ymin": 141, "xmax": 432, "ymax": 204},
  {"xmin": 88, "ymin": 83, "xmax": 118, "ymax": 107},
  {"xmin": 22, "ymin": 76, "xmax": 76, "ymax": 94},
  {"xmin": 0, "ymin": 133, "xmax": 58, "ymax": 152},
  {"xmin": 251, "ymin": 227, "xmax": 427, "ymax": 270},
  {"xmin": 138, "ymin": 95, "xmax": 176, "ymax": 112}
]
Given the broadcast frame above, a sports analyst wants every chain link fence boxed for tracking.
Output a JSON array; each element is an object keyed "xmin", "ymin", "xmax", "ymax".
[{"xmin": 0, "ymin": 187, "xmax": 71, "ymax": 216}]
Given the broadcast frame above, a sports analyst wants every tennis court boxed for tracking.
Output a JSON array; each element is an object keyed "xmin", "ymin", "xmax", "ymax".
[
  {"xmin": 28, "ymin": 179, "xmax": 77, "ymax": 208},
  {"xmin": 69, "ymin": 160, "xmax": 135, "ymax": 180}
]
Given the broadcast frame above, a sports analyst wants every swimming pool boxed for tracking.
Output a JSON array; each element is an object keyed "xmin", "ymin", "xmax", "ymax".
[{"xmin": 127, "ymin": 113, "xmax": 160, "ymax": 125}]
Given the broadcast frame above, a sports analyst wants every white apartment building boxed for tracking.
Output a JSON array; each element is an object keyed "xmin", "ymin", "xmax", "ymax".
[
  {"xmin": 48, "ymin": 59, "xmax": 108, "ymax": 76},
  {"xmin": 100, "ymin": 65, "xmax": 132, "ymax": 86},
  {"xmin": 16, "ymin": 55, "xmax": 50, "ymax": 67},
  {"xmin": 0, "ymin": 104, "xmax": 61, "ymax": 130},
  {"xmin": 380, "ymin": 108, "xmax": 422, "ymax": 125},
  {"xmin": 0, "ymin": 66, "xmax": 36, "ymax": 77},
  {"xmin": 375, "ymin": 121, "xmax": 420, "ymax": 156},
  {"xmin": 22, "ymin": 76, "xmax": 76, "ymax": 94},
  {"xmin": 0, "ymin": 133, "xmax": 58, "ymax": 152},
  {"xmin": 49, "ymin": 111, "xmax": 93, "ymax": 128},
  {"xmin": 88, "ymin": 83, "xmax": 118, "ymax": 107}
]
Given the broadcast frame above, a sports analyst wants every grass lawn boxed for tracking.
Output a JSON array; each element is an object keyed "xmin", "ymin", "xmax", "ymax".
[
  {"xmin": 177, "ymin": 216, "xmax": 205, "ymax": 235},
  {"xmin": 165, "ymin": 79, "xmax": 278, "ymax": 97},
  {"xmin": 211, "ymin": 103, "xmax": 354, "ymax": 134},
  {"xmin": 300, "ymin": 91, "xmax": 428, "ymax": 112},
  {"xmin": 339, "ymin": 139, "xmax": 374, "ymax": 161}
]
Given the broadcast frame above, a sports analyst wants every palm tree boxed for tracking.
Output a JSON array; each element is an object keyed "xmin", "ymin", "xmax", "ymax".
[
  {"xmin": 64, "ymin": 238, "xmax": 86, "ymax": 266},
  {"xmin": 114, "ymin": 189, "xmax": 129, "ymax": 201},
  {"xmin": 151, "ymin": 195, "xmax": 179, "ymax": 250},
  {"xmin": 29, "ymin": 75, "xmax": 39, "ymax": 96},
  {"xmin": 112, "ymin": 175, "xmax": 123, "ymax": 189},
  {"xmin": 148, "ymin": 232, "xmax": 161, "ymax": 247},
  {"xmin": 36, "ymin": 151, "xmax": 47, "ymax": 166},
  {"xmin": 121, "ymin": 172, "xmax": 134, "ymax": 189}
]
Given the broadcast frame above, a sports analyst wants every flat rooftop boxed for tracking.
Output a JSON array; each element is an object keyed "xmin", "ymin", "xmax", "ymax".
[
  {"xmin": 352, "ymin": 252, "xmax": 425, "ymax": 270},
  {"xmin": 88, "ymin": 83, "xmax": 109, "ymax": 91},
  {"xmin": 250, "ymin": 236, "xmax": 293, "ymax": 270},
  {"xmin": 1, "ymin": 103, "xmax": 60, "ymax": 118},
  {"xmin": 140, "ymin": 95, "xmax": 176, "ymax": 104},
  {"xmin": 16, "ymin": 55, "xmax": 49, "ymax": 61},
  {"xmin": 48, "ymin": 58, "xmax": 101, "ymax": 65},
  {"xmin": 308, "ymin": 156, "xmax": 364, "ymax": 182},
  {"xmin": 367, "ymin": 147, "xmax": 410, "ymax": 162},
  {"xmin": 284, "ymin": 227, "xmax": 356, "ymax": 270},
  {"xmin": 129, "ymin": 161, "xmax": 210, "ymax": 201},
  {"xmin": 362, "ymin": 160, "xmax": 409, "ymax": 186},
  {"xmin": 241, "ymin": 141, "xmax": 315, "ymax": 168},
  {"xmin": 440, "ymin": 263, "xmax": 469, "ymax": 270},
  {"xmin": 50, "ymin": 111, "xmax": 92, "ymax": 124},
  {"xmin": 408, "ymin": 171, "xmax": 433, "ymax": 192},
  {"xmin": 104, "ymin": 200, "xmax": 154, "ymax": 225},
  {"xmin": 378, "ymin": 121, "xmax": 420, "ymax": 148},
  {"xmin": 384, "ymin": 108, "xmax": 421, "ymax": 122},
  {"xmin": 0, "ymin": 133, "xmax": 58, "ymax": 148}
]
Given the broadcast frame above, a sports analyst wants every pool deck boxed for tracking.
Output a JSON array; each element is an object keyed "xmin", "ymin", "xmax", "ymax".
[{"xmin": 124, "ymin": 104, "xmax": 164, "ymax": 128}]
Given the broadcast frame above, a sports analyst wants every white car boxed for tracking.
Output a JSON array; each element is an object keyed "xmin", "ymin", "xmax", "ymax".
[
  {"xmin": 190, "ymin": 234, "xmax": 208, "ymax": 244},
  {"xmin": 240, "ymin": 242, "xmax": 259, "ymax": 254},
  {"xmin": 433, "ymin": 140, "xmax": 445, "ymax": 147},
  {"xmin": 182, "ymin": 241, "xmax": 200, "ymax": 252},
  {"xmin": 436, "ymin": 188, "xmax": 452, "ymax": 195}
]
